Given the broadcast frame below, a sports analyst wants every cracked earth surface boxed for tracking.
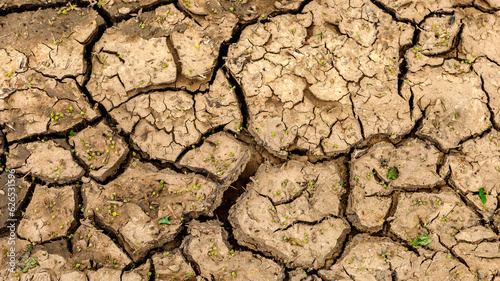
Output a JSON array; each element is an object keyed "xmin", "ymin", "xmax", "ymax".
[{"xmin": 0, "ymin": 0, "xmax": 500, "ymax": 280}]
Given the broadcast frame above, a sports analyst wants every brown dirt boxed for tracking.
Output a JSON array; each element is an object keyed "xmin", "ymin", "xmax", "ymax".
[{"xmin": 1, "ymin": 0, "xmax": 500, "ymax": 280}]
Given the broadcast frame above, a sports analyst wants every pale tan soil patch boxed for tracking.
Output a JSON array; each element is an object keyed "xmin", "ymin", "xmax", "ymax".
[
  {"xmin": 418, "ymin": 14, "xmax": 462, "ymax": 55},
  {"xmin": 180, "ymin": 0, "xmax": 306, "ymax": 23},
  {"xmin": 0, "ymin": 0, "xmax": 69, "ymax": 10},
  {"xmin": 453, "ymin": 241, "xmax": 500, "ymax": 280},
  {"xmin": 1, "ymin": 0, "xmax": 500, "ymax": 279},
  {"xmin": 229, "ymin": 160, "xmax": 349, "ymax": 269},
  {"xmin": 348, "ymin": 139, "xmax": 444, "ymax": 233},
  {"xmin": 179, "ymin": 131, "xmax": 250, "ymax": 184},
  {"xmin": 318, "ymin": 234, "xmax": 476, "ymax": 280},
  {"xmin": 0, "ymin": 6, "xmax": 104, "ymax": 81},
  {"xmin": 87, "ymin": 3, "xmax": 237, "ymax": 105},
  {"xmin": 182, "ymin": 220, "xmax": 285, "ymax": 280},
  {"xmin": 82, "ymin": 160, "xmax": 225, "ymax": 262},
  {"xmin": 375, "ymin": 0, "xmax": 473, "ymax": 23},
  {"xmin": 6, "ymin": 140, "xmax": 85, "ymax": 184},
  {"xmin": 443, "ymin": 129, "xmax": 500, "ymax": 220},
  {"xmin": 402, "ymin": 60, "xmax": 491, "ymax": 151},
  {"xmin": 69, "ymin": 121, "xmax": 129, "ymax": 181},
  {"xmin": 0, "ymin": 63, "xmax": 99, "ymax": 142},
  {"xmin": 17, "ymin": 185, "xmax": 77, "ymax": 242},
  {"xmin": 71, "ymin": 221, "xmax": 133, "ymax": 269},
  {"xmin": 288, "ymin": 269, "xmax": 321, "ymax": 281},
  {"xmin": 0, "ymin": 237, "xmax": 31, "ymax": 280},
  {"xmin": 227, "ymin": 0, "xmax": 415, "ymax": 158},
  {"xmin": 460, "ymin": 9, "xmax": 500, "ymax": 65},
  {"xmin": 109, "ymin": 70, "xmax": 241, "ymax": 162},
  {"xmin": 389, "ymin": 189, "xmax": 487, "ymax": 253},
  {"xmin": 474, "ymin": 57, "xmax": 500, "ymax": 128},
  {"xmin": 86, "ymin": 0, "xmax": 169, "ymax": 18}
]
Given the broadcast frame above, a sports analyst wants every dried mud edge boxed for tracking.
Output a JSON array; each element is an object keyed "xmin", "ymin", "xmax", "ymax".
[{"xmin": 0, "ymin": 0, "xmax": 499, "ymax": 280}]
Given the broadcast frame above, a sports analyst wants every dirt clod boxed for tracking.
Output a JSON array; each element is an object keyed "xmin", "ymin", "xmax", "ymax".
[
  {"xmin": 82, "ymin": 160, "xmax": 226, "ymax": 262},
  {"xmin": 182, "ymin": 220, "xmax": 285, "ymax": 280},
  {"xmin": 6, "ymin": 140, "xmax": 85, "ymax": 184},
  {"xmin": 348, "ymin": 139, "xmax": 444, "ymax": 233},
  {"xmin": 70, "ymin": 121, "xmax": 129, "ymax": 182},
  {"xmin": 229, "ymin": 160, "xmax": 350, "ymax": 269}
]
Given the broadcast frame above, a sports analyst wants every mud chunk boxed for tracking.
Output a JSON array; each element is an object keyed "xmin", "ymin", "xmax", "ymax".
[
  {"xmin": 15, "ymin": 240, "xmax": 77, "ymax": 280},
  {"xmin": 0, "ymin": 171, "xmax": 32, "ymax": 230},
  {"xmin": 194, "ymin": 70, "xmax": 243, "ymax": 134},
  {"xmin": 18, "ymin": 185, "xmax": 76, "ymax": 242},
  {"xmin": 453, "ymin": 241, "xmax": 500, "ymax": 280},
  {"xmin": 390, "ymin": 189, "xmax": 484, "ymax": 252},
  {"xmin": 227, "ymin": 0, "xmax": 415, "ymax": 158},
  {"xmin": 0, "ymin": 7, "xmax": 104, "ymax": 80},
  {"xmin": 0, "ymin": 237, "xmax": 31, "ymax": 280},
  {"xmin": 229, "ymin": 160, "xmax": 349, "ymax": 269},
  {"xmin": 474, "ymin": 57, "xmax": 500, "ymax": 128},
  {"xmin": 353, "ymin": 77, "xmax": 414, "ymax": 140},
  {"xmin": 375, "ymin": 0, "xmax": 473, "ymax": 23},
  {"xmin": 348, "ymin": 139, "xmax": 444, "ymax": 233},
  {"xmin": 71, "ymin": 221, "xmax": 133, "ymax": 270},
  {"xmin": 6, "ymin": 140, "xmax": 85, "ymax": 184},
  {"xmin": 110, "ymin": 90, "xmax": 199, "ymax": 162},
  {"xmin": 87, "ymin": 30, "xmax": 177, "ymax": 110},
  {"xmin": 88, "ymin": 4, "xmax": 237, "ymax": 103},
  {"xmin": 182, "ymin": 220, "xmax": 285, "ymax": 280},
  {"xmin": 403, "ymin": 61, "xmax": 491, "ymax": 151},
  {"xmin": 0, "ymin": 64, "xmax": 99, "ymax": 142},
  {"xmin": 460, "ymin": 9, "xmax": 500, "ymax": 65},
  {"xmin": 70, "ymin": 122, "xmax": 129, "ymax": 182},
  {"xmin": 152, "ymin": 250, "xmax": 196, "ymax": 280},
  {"xmin": 443, "ymin": 129, "xmax": 500, "ymax": 220},
  {"xmin": 82, "ymin": 161, "xmax": 225, "ymax": 262},
  {"xmin": 179, "ymin": 132, "xmax": 250, "ymax": 184},
  {"xmin": 418, "ymin": 14, "xmax": 462, "ymax": 55},
  {"xmin": 319, "ymin": 234, "xmax": 475, "ymax": 280},
  {"xmin": 110, "ymin": 72, "xmax": 241, "ymax": 162}
]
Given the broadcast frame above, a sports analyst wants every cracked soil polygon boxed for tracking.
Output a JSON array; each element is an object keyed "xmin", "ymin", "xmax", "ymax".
[
  {"xmin": 179, "ymin": 131, "xmax": 250, "ymax": 184},
  {"xmin": 403, "ymin": 60, "xmax": 491, "ymax": 151},
  {"xmin": 109, "ymin": 69, "xmax": 241, "ymax": 162},
  {"xmin": 6, "ymin": 140, "xmax": 85, "ymax": 184},
  {"xmin": 0, "ymin": 171, "xmax": 32, "ymax": 230},
  {"xmin": 69, "ymin": 121, "xmax": 129, "ymax": 182},
  {"xmin": 81, "ymin": 160, "xmax": 226, "ymax": 262},
  {"xmin": 318, "ymin": 234, "xmax": 476, "ymax": 280},
  {"xmin": 443, "ymin": 129, "xmax": 500, "ymax": 220},
  {"xmin": 229, "ymin": 160, "xmax": 350, "ymax": 269},
  {"xmin": 227, "ymin": 0, "xmax": 415, "ymax": 158},
  {"xmin": 182, "ymin": 220, "xmax": 285, "ymax": 280},
  {"xmin": 18, "ymin": 185, "xmax": 77, "ymax": 242},
  {"xmin": 348, "ymin": 139, "xmax": 444, "ymax": 233},
  {"xmin": 0, "ymin": 58, "xmax": 99, "ymax": 142}
]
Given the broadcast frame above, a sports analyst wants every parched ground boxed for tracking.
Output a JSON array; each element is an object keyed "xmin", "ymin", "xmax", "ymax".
[{"xmin": 1, "ymin": 0, "xmax": 500, "ymax": 280}]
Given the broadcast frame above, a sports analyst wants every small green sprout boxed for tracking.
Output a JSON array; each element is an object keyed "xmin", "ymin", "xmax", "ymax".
[
  {"xmin": 479, "ymin": 188, "xmax": 487, "ymax": 205},
  {"xmin": 387, "ymin": 167, "xmax": 399, "ymax": 180},
  {"xmin": 158, "ymin": 216, "xmax": 172, "ymax": 225},
  {"xmin": 410, "ymin": 234, "xmax": 433, "ymax": 246}
]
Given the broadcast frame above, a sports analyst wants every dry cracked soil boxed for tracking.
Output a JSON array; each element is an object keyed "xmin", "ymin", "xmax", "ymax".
[{"xmin": 0, "ymin": 0, "xmax": 500, "ymax": 280}]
